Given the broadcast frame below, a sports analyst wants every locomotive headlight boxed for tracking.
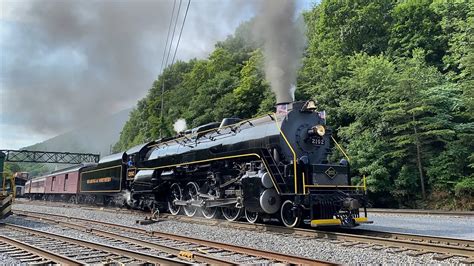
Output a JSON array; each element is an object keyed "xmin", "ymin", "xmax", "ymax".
[
  {"xmin": 314, "ymin": 125, "xmax": 325, "ymax": 136},
  {"xmin": 307, "ymin": 125, "xmax": 326, "ymax": 137}
]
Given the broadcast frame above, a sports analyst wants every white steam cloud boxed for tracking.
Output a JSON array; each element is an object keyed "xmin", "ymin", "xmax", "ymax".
[{"xmin": 173, "ymin": 119, "xmax": 187, "ymax": 133}]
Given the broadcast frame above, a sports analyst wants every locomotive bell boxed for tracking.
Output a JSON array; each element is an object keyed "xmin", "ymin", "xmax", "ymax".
[
  {"xmin": 301, "ymin": 100, "xmax": 317, "ymax": 112},
  {"xmin": 306, "ymin": 100, "xmax": 317, "ymax": 110}
]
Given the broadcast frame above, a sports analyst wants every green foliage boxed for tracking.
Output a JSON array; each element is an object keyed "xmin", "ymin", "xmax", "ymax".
[
  {"xmin": 114, "ymin": 0, "xmax": 473, "ymax": 208},
  {"xmin": 432, "ymin": 1, "xmax": 473, "ymax": 75},
  {"xmin": 3, "ymin": 163, "xmax": 20, "ymax": 178},
  {"xmin": 4, "ymin": 162, "xmax": 52, "ymax": 178},
  {"xmin": 388, "ymin": 0, "xmax": 447, "ymax": 67},
  {"xmin": 454, "ymin": 178, "xmax": 474, "ymax": 197}
]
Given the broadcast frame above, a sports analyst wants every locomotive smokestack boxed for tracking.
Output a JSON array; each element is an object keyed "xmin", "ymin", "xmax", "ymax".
[
  {"xmin": 275, "ymin": 85, "xmax": 296, "ymax": 114},
  {"xmin": 276, "ymin": 102, "xmax": 290, "ymax": 115}
]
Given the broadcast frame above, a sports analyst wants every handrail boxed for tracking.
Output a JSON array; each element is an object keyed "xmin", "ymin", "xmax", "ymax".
[
  {"xmin": 304, "ymin": 175, "xmax": 367, "ymax": 193},
  {"xmin": 331, "ymin": 136, "xmax": 351, "ymax": 163},
  {"xmin": 149, "ymin": 113, "xmax": 274, "ymax": 149}
]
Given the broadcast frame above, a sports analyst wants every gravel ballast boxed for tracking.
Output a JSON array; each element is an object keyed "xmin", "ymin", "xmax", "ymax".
[
  {"xmin": 7, "ymin": 202, "xmax": 472, "ymax": 264},
  {"xmin": 360, "ymin": 213, "xmax": 474, "ymax": 240}
]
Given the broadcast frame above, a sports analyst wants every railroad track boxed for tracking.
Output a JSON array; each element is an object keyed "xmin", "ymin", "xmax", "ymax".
[
  {"xmin": 366, "ymin": 208, "xmax": 474, "ymax": 216},
  {"xmin": 0, "ymin": 223, "xmax": 187, "ymax": 265},
  {"xmin": 158, "ymin": 213, "xmax": 474, "ymax": 263},
  {"xmin": 0, "ymin": 233, "xmax": 76, "ymax": 264},
  {"xmin": 11, "ymin": 210, "xmax": 331, "ymax": 265},
  {"xmin": 12, "ymin": 201, "xmax": 474, "ymax": 263},
  {"xmin": 16, "ymin": 199, "xmax": 474, "ymax": 217}
]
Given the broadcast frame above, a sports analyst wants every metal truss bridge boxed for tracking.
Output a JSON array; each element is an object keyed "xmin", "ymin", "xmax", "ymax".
[{"xmin": 0, "ymin": 150, "xmax": 100, "ymax": 164}]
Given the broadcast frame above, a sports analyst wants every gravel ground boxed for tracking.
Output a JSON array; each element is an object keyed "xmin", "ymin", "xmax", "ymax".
[
  {"xmin": 360, "ymin": 213, "xmax": 474, "ymax": 240},
  {"xmin": 8, "ymin": 203, "xmax": 472, "ymax": 265}
]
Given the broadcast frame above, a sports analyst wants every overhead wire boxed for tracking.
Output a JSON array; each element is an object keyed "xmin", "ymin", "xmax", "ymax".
[
  {"xmin": 160, "ymin": 0, "xmax": 182, "ymax": 136},
  {"xmin": 171, "ymin": 0, "xmax": 192, "ymax": 66},
  {"xmin": 160, "ymin": 0, "xmax": 191, "ymax": 137},
  {"xmin": 158, "ymin": 0, "xmax": 177, "ymax": 77},
  {"xmin": 163, "ymin": 0, "xmax": 183, "ymax": 70}
]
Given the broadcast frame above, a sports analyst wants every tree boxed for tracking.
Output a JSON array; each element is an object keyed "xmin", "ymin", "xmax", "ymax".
[
  {"xmin": 388, "ymin": 1, "xmax": 447, "ymax": 68},
  {"xmin": 382, "ymin": 50, "xmax": 451, "ymax": 200},
  {"xmin": 432, "ymin": 1, "xmax": 473, "ymax": 75},
  {"xmin": 337, "ymin": 53, "xmax": 398, "ymax": 203},
  {"xmin": 300, "ymin": 0, "xmax": 394, "ymax": 130}
]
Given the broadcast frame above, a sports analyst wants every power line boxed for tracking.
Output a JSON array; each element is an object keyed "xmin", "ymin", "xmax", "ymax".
[
  {"xmin": 158, "ymin": 0, "xmax": 177, "ymax": 77},
  {"xmin": 159, "ymin": 0, "xmax": 181, "ymax": 137},
  {"xmin": 163, "ymin": 0, "xmax": 183, "ymax": 70},
  {"xmin": 171, "ymin": 0, "xmax": 191, "ymax": 66},
  {"xmin": 159, "ymin": 0, "xmax": 191, "ymax": 138}
]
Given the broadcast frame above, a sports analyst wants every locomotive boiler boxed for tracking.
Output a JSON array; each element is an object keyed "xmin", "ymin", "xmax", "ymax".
[{"xmin": 127, "ymin": 100, "xmax": 371, "ymax": 228}]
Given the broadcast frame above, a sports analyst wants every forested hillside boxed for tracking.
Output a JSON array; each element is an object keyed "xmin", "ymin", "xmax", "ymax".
[
  {"xmin": 115, "ymin": 0, "xmax": 473, "ymax": 209},
  {"xmin": 2, "ymin": 109, "xmax": 131, "ymax": 178}
]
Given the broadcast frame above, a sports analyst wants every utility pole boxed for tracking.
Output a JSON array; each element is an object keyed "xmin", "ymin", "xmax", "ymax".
[{"xmin": 412, "ymin": 113, "xmax": 426, "ymax": 200}]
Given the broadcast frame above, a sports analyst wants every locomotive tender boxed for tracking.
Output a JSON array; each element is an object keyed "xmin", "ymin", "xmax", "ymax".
[{"xmin": 25, "ymin": 100, "xmax": 370, "ymax": 228}]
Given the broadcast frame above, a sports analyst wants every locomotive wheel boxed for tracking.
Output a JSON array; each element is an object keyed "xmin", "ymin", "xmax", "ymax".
[
  {"xmin": 168, "ymin": 183, "xmax": 182, "ymax": 215},
  {"xmin": 221, "ymin": 207, "xmax": 242, "ymax": 221},
  {"xmin": 201, "ymin": 205, "xmax": 218, "ymax": 219},
  {"xmin": 68, "ymin": 195, "xmax": 77, "ymax": 204},
  {"xmin": 244, "ymin": 209, "xmax": 259, "ymax": 224},
  {"xmin": 183, "ymin": 182, "xmax": 199, "ymax": 217},
  {"xmin": 280, "ymin": 200, "xmax": 301, "ymax": 228},
  {"xmin": 201, "ymin": 190, "xmax": 218, "ymax": 219}
]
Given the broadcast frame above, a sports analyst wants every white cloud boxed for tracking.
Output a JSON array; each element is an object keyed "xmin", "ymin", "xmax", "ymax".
[{"xmin": 0, "ymin": 123, "xmax": 51, "ymax": 149}]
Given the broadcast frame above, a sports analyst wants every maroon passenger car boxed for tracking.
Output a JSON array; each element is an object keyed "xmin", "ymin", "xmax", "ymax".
[{"xmin": 25, "ymin": 163, "xmax": 96, "ymax": 201}]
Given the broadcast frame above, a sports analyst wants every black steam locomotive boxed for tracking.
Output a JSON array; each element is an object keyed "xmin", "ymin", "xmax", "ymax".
[{"xmin": 76, "ymin": 100, "xmax": 370, "ymax": 228}]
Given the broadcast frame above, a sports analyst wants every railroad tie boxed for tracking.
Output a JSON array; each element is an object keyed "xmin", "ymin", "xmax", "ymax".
[
  {"xmin": 19, "ymin": 257, "xmax": 46, "ymax": 263},
  {"xmin": 387, "ymin": 248, "xmax": 410, "ymax": 253},
  {"xmin": 432, "ymin": 254, "xmax": 454, "ymax": 261},
  {"xmin": 371, "ymin": 245, "xmax": 384, "ymax": 250},
  {"xmin": 5, "ymin": 250, "xmax": 26, "ymax": 255},
  {"xmin": 16, "ymin": 255, "xmax": 40, "ymax": 261},
  {"xmin": 406, "ymin": 251, "xmax": 434, "ymax": 257},
  {"xmin": 459, "ymin": 259, "xmax": 474, "ymax": 264},
  {"xmin": 341, "ymin": 242, "xmax": 360, "ymax": 247}
]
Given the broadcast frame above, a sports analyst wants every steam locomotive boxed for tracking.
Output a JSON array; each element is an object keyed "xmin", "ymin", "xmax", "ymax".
[{"xmin": 25, "ymin": 100, "xmax": 370, "ymax": 228}]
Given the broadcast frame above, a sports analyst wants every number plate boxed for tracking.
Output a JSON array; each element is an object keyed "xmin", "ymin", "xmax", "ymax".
[
  {"xmin": 127, "ymin": 168, "xmax": 136, "ymax": 179},
  {"xmin": 311, "ymin": 137, "xmax": 325, "ymax": 145}
]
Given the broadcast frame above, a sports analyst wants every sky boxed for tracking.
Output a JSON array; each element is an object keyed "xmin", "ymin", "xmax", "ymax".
[{"xmin": 0, "ymin": 0, "xmax": 315, "ymax": 150}]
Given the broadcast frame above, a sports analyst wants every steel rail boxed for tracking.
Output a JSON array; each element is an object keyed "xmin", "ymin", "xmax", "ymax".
[
  {"xmin": 0, "ymin": 233, "xmax": 83, "ymax": 265},
  {"xmin": 366, "ymin": 208, "xmax": 474, "ymax": 216},
  {"xmin": 154, "ymin": 213, "xmax": 474, "ymax": 261},
  {"xmin": 16, "ymin": 200, "xmax": 474, "ymax": 217},
  {"xmin": 13, "ymin": 202, "xmax": 473, "ymax": 261},
  {"xmin": 13, "ymin": 213, "xmax": 236, "ymax": 265},
  {"xmin": 13, "ymin": 210, "xmax": 333, "ymax": 265},
  {"xmin": 1, "ymin": 223, "xmax": 188, "ymax": 265}
]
